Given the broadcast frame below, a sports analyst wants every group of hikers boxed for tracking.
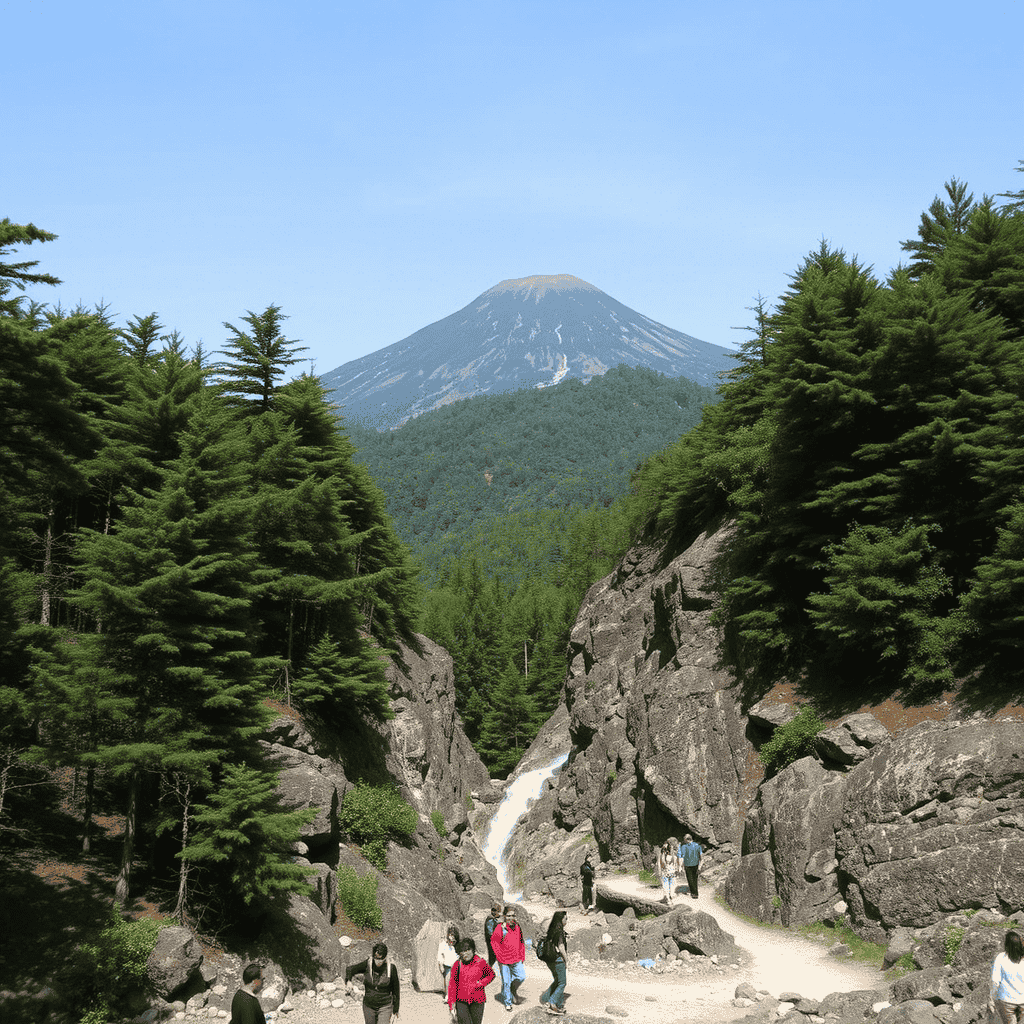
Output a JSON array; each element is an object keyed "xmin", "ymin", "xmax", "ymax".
[{"xmin": 229, "ymin": 857, "xmax": 1024, "ymax": 1024}]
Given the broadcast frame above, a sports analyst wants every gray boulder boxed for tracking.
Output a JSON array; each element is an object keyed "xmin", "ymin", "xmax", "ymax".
[
  {"xmin": 146, "ymin": 926, "xmax": 203, "ymax": 1001},
  {"xmin": 261, "ymin": 891, "xmax": 343, "ymax": 988},
  {"xmin": 815, "ymin": 712, "xmax": 890, "ymax": 768},
  {"xmin": 660, "ymin": 906, "xmax": 740, "ymax": 959}
]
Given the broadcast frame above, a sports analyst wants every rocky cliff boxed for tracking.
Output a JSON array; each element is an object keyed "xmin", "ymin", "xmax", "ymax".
[
  {"xmin": 256, "ymin": 633, "xmax": 501, "ymax": 984},
  {"xmin": 506, "ymin": 527, "xmax": 756, "ymax": 900}
]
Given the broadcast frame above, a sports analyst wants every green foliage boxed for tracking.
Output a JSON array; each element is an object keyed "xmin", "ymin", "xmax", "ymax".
[
  {"xmin": 798, "ymin": 921, "xmax": 886, "ymax": 967},
  {"xmin": 430, "ymin": 809, "xmax": 446, "ymax": 837},
  {"xmin": 944, "ymin": 924, "xmax": 966, "ymax": 964},
  {"xmin": 637, "ymin": 868, "xmax": 657, "ymax": 885},
  {"xmin": 65, "ymin": 910, "xmax": 162, "ymax": 1024},
  {"xmin": 336, "ymin": 864, "xmax": 383, "ymax": 930},
  {"xmin": 759, "ymin": 706, "xmax": 825, "ymax": 777},
  {"xmin": 339, "ymin": 782, "xmax": 418, "ymax": 869}
]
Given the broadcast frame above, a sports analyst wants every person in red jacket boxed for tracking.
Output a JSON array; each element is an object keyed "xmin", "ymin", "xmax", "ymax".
[
  {"xmin": 488, "ymin": 904, "xmax": 526, "ymax": 1012},
  {"xmin": 447, "ymin": 937, "xmax": 495, "ymax": 1024}
]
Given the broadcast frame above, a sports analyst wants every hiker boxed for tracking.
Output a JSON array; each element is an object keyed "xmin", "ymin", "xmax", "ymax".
[
  {"xmin": 489, "ymin": 904, "xmax": 526, "ymax": 1012},
  {"xmin": 580, "ymin": 854, "xmax": 596, "ymax": 914},
  {"xmin": 447, "ymin": 937, "xmax": 495, "ymax": 1024},
  {"xmin": 990, "ymin": 929, "xmax": 1024, "ymax": 1024},
  {"xmin": 483, "ymin": 900, "xmax": 502, "ymax": 970},
  {"xmin": 657, "ymin": 839, "xmax": 680, "ymax": 905},
  {"xmin": 230, "ymin": 963, "xmax": 266, "ymax": 1024},
  {"xmin": 438, "ymin": 924, "xmax": 461, "ymax": 1000},
  {"xmin": 538, "ymin": 910, "xmax": 568, "ymax": 1015},
  {"xmin": 678, "ymin": 833, "xmax": 703, "ymax": 899},
  {"xmin": 345, "ymin": 941, "xmax": 401, "ymax": 1023}
]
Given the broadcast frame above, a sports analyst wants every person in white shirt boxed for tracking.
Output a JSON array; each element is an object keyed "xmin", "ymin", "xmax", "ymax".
[
  {"xmin": 990, "ymin": 930, "xmax": 1024, "ymax": 1024},
  {"xmin": 437, "ymin": 924, "xmax": 461, "ymax": 1001}
]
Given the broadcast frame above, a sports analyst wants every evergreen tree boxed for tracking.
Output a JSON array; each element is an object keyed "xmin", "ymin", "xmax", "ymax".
[{"xmin": 477, "ymin": 660, "xmax": 540, "ymax": 777}]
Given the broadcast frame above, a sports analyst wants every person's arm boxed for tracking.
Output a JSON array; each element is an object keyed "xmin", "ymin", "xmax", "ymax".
[
  {"xmin": 391, "ymin": 964, "xmax": 400, "ymax": 1018},
  {"xmin": 991, "ymin": 954, "xmax": 1003, "ymax": 1010},
  {"xmin": 345, "ymin": 960, "xmax": 368, "ymax": 995},
  {"xmin": 480, "ymin": 959, "xmax": 496, "ymax": 989}
]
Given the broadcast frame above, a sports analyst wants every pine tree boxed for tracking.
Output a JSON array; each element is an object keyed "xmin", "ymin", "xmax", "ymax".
[{"xmin": 477, "ymin": 660, "xmax": 540, "ymax": 776}]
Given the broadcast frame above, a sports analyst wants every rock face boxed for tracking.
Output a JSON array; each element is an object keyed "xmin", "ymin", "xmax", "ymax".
[
  {"xmin": 725, "ymin": 718, "xmax": 1024, "ymax": 934},
  {"xmin": 506, "ymin": 528, "xmax": 754, "ymax": 898}
]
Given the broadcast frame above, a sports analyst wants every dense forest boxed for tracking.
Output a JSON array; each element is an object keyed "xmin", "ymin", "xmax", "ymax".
[
  {"xmin": 633, "ymin": 166, "xmax": 1024, "ymax": 714},
  {"xmin": 0, "ymin": 221, "xmax": 420, "ymax": 924}
]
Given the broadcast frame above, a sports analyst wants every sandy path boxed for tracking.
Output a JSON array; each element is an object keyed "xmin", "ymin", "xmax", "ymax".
[{"xmin": 282, "ymin": 874, "xmax": 886, "ymax": 1024}]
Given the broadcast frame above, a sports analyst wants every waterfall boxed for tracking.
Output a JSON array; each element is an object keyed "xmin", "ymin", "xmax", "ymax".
[{"xmin": 481, "ymin": 752, "xmax": 570, "ymax": 899}]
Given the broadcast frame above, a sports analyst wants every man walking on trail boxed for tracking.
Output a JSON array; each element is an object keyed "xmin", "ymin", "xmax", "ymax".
[
  {"xmin": 679, "ymin": 834, "xmax": 703, "ymax": 899},
  {"xmin": 489, "ymin": 904, "xmax": 526, "ymax": 1012}
]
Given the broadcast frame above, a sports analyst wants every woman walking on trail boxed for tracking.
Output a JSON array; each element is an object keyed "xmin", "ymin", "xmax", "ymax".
[
  {"xmin": 539, "ymin": 910, "xmax": 569, "ymax": 1016},
  {"xmin": 447, "ymin": 937, "xmax": 495, "ymax": 1024},
  {"xmin": 484, "ymin": 901, "xmax": 502, "ymax": 970},
  {"xmin": 657, "ymin": 839, "xmax": 680, "ymax": 906},
  {"xmin": 438, "ymin": 924, "xmax": 461, "ymax": 1000},
  {"xmin": 345, "ymin": 942, "xmax": 401, "ymax": 1024},
  {"xmin": 990, "ymin": 930, "xmax": 1024, "ymax": 1024}
]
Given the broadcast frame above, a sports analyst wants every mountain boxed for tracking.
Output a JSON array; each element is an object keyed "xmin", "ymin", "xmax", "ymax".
[{"xmin": 320, "ymin": 274, "xmax": 732, "ymax": 426}]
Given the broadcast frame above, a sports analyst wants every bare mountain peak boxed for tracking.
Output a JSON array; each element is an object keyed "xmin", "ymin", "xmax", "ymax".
[{"xmin": 485, "ymin": 274, "xmax": 599, "ymax": 300}]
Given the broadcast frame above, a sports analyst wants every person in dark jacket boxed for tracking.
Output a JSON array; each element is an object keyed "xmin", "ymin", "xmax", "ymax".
[
  {"xmin": 447, "ymin": 937, "xmax": 495, "ymax": 1024},
  {"xmin": 483, "ymin": 900, "xmax": 502, "ymax": 969},
  {"xmin": 579, "ymin": 855, "xmax": 595, "ymax": 914},
  {"xmin": 539, "ymin": 911, "xmax": 568, "ymax": 1015},
  {"xmin": 345, "ymin": 942, "xmax": 401, "ymax": 1023},
  {"xmin": 230, "ymin": 963, "xmax": 266, "ymax": 1024}
]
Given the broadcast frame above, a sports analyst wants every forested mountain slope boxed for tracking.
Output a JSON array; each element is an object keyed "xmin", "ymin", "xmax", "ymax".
[{"xmin": 346, "ymin": 364, "xmax": 718, "ymax": 588}]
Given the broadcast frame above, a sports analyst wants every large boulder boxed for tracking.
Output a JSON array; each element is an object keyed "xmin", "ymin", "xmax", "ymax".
[
  {"xmin": 815, "ymin": 713, "xmax": 890, "ymax": 769},
  {"xmin": 261, "ymin": 891, "xmax": 344, "ymax": 988},
  {"xmin": 146, "ymin": 926, "xmax": 204, "ymax": 1001}
]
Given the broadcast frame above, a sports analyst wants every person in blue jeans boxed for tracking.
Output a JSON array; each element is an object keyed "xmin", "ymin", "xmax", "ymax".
[
  {"xmin": 489, "ymin": 904, "xmax": 526, "ymax": 1011},
  {"xmin": 539, "ymin": 910, "xmax": 568, "ymax": 1015},
  {"xmin": 678, "ymin": 834, "xmax": 703, "ymax": 899}
]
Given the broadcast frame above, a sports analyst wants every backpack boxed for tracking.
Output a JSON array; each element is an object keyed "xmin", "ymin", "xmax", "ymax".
[{"xmin": 535, "ymin": 922, "xmax": 549, "ymax": 961}]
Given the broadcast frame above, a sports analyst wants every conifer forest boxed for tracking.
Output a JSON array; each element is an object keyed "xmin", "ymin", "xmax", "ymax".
[{"xmin": 1, "ymin": 160, "xmax": 1023, "ymax": 920}]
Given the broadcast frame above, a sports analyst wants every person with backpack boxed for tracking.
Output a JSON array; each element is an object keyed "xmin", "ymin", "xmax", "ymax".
[
  {"xmin": 344, "ymin": 942, "xmax": 401, "ymax": 1023},
  {"xmin": 489, "ymin": 904, "xmax": 526, "ymax": 1012},
  {"xmin": 678, "ymin": 833, "xmax": 703, "ymax": 899},
  {"xmin": 538, "ymin": 911, "xmax": 568, "ymax": 1016},
  {"xmin": 447, "ymin": 937, "xmax": 495, "ymax": 1024},
  {"xmin": 483, "ymin": 900, "xmax": 502, "ymax": 971}
]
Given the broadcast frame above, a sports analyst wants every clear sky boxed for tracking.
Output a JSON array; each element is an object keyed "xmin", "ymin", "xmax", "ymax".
[{"xmin": 5, "ymin": 0, "xmax": 1023, "ymax": 374}]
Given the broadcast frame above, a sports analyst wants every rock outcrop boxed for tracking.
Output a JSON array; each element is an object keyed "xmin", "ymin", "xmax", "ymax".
[
  {"xmin": 725, "ymin": 718, "xmax": 1024, "ymax": 935},
  {"xmin": 506, "ymin": 528, "xmax": 754, "ymax": 899}
]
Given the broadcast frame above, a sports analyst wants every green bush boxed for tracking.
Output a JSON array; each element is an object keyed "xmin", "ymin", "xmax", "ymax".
[
  {"xmin": 759, "ymin": 706, "xmax": 825, "ymax": 776},
  {"xmin": 944, "ymin": 925, "xmax": 965, "ymax": 964},
  {"xmin": 339, "ymin": 782, "xmax": 418, "ymax": 870},
  {"xmin": 337, "ymin": 865, "xmax": 383, "ymax": 930},
  {"xmin": 430, "ymin": 809, "xmax": 447, "ymax": 837},
  {"xmin": 65, "ymin": 910, "xmax": 162, "ymax": 1023}
]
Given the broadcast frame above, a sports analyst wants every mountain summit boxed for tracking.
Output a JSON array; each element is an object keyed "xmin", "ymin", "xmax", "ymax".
[{"xmin": 320, "ymin": 275, "xmax": 731, "ymax": 426}]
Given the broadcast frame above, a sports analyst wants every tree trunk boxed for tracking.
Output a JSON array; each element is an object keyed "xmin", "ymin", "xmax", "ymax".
[
  {"xmin": 82, "ymin": 766, "xmax": 95, "ymax": 854},
  {"xmin": 114, "ymin": 770, "xmax": 139, "ymax": 908},
  {"xmin": 173, "ymin": 779, "xmax": 191, "ymax": 923},
  {"xmin": 40, "ymin": 504, "xmax": 55, "ymax": 626}
]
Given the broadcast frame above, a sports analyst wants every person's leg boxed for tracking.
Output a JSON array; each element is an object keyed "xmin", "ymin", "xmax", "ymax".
[
  {"xmin": 550, "ymin": 958, "xmax": 567, "ymax": 1008},
  {"xmin": 540, "ymin": 960, "xmax": 557, "ymax": 1005},
  {"xmin": 376, "ymin": 1003, "xmax": 393, "ymax": 1024},
  {"xmin": 509, "ymin": 960, "xmax": 526, "ymax": 1002},
  {"xmin": 498, "ymin": 962, "xmax": 512, "ymax": 1007},
  {"xmin": 996, "ymin": 1002, "xmax": 1017, "ymax": 1024}
]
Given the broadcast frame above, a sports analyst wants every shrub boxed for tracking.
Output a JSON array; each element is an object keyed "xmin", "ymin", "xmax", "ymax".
[
  {"xmin": 430, "ymin": 809, "xmax": 447, "ymax": 837},
  {"xmin": 338, "ymin": 782, "xmax": 418, "ymax": 870},
  {"xmin": 944, "ymin": 925, "xmax": 965, "ymax": 964},
  {"xmin": 759, "ymin": 705, "xmax": 825, "ymax": 776},
  {"xmin": 337, "ymin": 865, "xmax": 383, "ymax": 930},
  {"xmin": 65, "ymin": 910, "xmax": 162, "ymax": 1023}
]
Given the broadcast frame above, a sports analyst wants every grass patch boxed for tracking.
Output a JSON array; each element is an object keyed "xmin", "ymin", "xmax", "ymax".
[
  {"xmin": 637, "ymin": 869, "xmax": 657, "ymax": 885},
  {"xmin": 798, "ymin": 921, "xmax": 886, "ymax": 968}
]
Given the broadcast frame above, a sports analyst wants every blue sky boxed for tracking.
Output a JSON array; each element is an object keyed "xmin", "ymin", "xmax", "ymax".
[{"xmin": 5, "ymin": 0, "xmax": 1023, "ymax": 375}]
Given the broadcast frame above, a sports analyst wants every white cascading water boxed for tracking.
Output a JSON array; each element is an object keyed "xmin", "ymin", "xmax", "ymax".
[{"xmin": 482, "ymin": 752, "xmax": 570, "ymax": 899}]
